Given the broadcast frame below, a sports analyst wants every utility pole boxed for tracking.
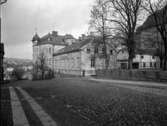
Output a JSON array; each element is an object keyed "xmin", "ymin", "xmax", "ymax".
[{"xmin": 0, "ymin": 0, "xmax": 7, "ymax": 84}]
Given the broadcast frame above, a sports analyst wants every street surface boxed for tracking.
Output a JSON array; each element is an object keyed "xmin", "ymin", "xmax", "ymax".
[{"xmin": 1, "ymin": 77, "xmax": 167, "ymax": 126}]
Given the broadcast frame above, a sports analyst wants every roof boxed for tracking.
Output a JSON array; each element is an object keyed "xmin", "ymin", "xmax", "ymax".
[
  {"xmin": 32, "ymin": 33, "xmax": 40, "ymax": 42},
  {"xmin": 53, "ymin": 38, "xmax": 93, "ymax": 56},
  {"xmin": 135, "ymin": 48, "xmax": 157, "ymax": 56},
  {"xmin": 32, "ymin": 31, "xmax": 75, "ymax": 46},
  {"xmin": 137, "ymin": 5, "xmax": 167, "ymax": 32}
]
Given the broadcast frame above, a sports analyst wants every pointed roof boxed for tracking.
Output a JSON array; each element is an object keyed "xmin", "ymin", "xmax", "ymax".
[
  {"xmin": 33, "ymin": 31, "xmax": 75, "ymax": 46},
  {"xmin": 32, "ymin": 33, "xmax": 40, "ymax": 42}
]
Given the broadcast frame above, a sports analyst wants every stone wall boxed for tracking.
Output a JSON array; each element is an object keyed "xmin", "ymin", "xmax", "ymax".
[
  {"xmin": 53, "ymin": 51, "xmax": 82, "ymax": 75},
  {"xmin": 96, "ymin": 69, "xmax": 167, "ymax": 82}
]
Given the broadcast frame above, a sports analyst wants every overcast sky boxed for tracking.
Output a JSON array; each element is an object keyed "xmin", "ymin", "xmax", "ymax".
[{"xmin": 2, "ymin": 0, "xmax": 94, "ymax": 59}]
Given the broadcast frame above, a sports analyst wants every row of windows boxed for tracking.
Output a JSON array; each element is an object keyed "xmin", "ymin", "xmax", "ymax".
[
  {"xmin": 139, "ymin": 55, "xmax": 155, "ymax": 59},
  {"xmin": 142, "ymin": 62, "xmax": 156, "ymax": 68},
  {"xmin": 87, "ymin": 48, "xmax": 113, "ymax": 55}
]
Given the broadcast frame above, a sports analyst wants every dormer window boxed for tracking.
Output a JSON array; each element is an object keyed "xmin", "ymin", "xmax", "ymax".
[{"xmin": 48, "ymin": 37, "xmax": 51, "ymax": 41}]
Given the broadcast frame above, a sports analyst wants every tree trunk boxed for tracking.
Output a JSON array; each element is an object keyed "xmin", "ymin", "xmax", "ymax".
[
  {"xmin": 163, "ymin": 59, "xmax": 167, "ymax": 70},
  {"xmin": 42, "ymin": 71, "xmax": 44, "ymax": 80},
  {"xmin": 128, "ymin": 57, "xmax": 133, "ymax": 69},
  {"xmin": 163, "ymin": 41, "xmax": 167, "ymax": 70}
]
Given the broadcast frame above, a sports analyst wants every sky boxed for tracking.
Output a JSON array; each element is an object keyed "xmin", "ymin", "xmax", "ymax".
[{"xmin": 1, "ymin": 0, "xmax": 95, "ymax": 59}]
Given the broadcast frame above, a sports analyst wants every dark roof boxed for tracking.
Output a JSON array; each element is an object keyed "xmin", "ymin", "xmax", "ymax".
[
  {"xmin": 135, "ymin": 48, "xmax": 157, "ymax": 56},
  {"xmin": 137, "ymin": 5, "xmax": 167, "ymax": 32},
  {"xmin": 38, "ymin": 35, "xmax": 67, "ymax": 46},
  {"xmin": 53, "ymin": 38, "xmax": 93, "ymax": 56},
  {"xmin": 32, "ymin": 33, "xmax": 40, "ymax": 42},
  {"xmin": 32, "ymin": 31, "xmax": 75, "ymax": 46}
]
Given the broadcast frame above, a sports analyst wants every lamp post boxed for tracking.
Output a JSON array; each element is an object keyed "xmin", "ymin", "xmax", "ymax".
[{"xmin": 0, "ymin": 0, "xmax": 7, "ymax": 84}]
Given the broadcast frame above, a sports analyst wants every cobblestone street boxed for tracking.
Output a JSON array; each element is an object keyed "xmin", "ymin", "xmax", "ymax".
[{"xmin": 1, "ymin": 78, "xmax": 167, "ymax": 126}]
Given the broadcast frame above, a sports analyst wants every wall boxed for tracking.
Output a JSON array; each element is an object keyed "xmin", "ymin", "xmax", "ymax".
[
  {"xmin": 96, "ymin": 69, "xmax": 167, "ymax": 82},
  {"xmin": 53, "ymin": 51, "xmax": 82, "ymax": 75},
  {"xmin": 81, "ymin": 43, "xmax": 96, "ymax": 76}
]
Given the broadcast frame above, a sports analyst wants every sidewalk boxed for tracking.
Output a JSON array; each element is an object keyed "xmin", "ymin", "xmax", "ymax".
[{"xmin": 88, "ymin": 77, "xmax": 167, "ymax": 87}]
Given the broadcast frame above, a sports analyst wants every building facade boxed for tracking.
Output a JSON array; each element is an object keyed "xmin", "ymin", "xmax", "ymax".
[
  {"xmin": 32, "ymin": 32, "xmax": 118, "ymax": 76},
  {"xmin": 117, "ymin": 49, "xmax": 160, "ymax": 69},
  {"xmin": 32, "ymin": 31, "xmax": 76, "ymax": 69},
  {"xmin": 53, "ymin": 38, "xmax": 116, "ymax": 76}
]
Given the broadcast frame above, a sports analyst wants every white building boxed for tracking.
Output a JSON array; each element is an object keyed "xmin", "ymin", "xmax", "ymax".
[
  {"xmin": 53, "ymin": 38, "xmax": 95, "ymax": 76},
  {"xmin": 53, "ymin": 36, "xmax": 118, "ymax": 76},
  {"xmin": 32, "ymin": 31, "xmax": 117, "ymax": 76},
  {"xmin": 117, "ymin": 49, "xmax": 160, "ymax": 69},
  {"xmin": 32, "ymin": 31, "xmax": 76, "ymax": 69}
]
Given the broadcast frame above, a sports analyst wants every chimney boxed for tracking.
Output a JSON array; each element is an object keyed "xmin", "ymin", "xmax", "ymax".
[{"xmin": 52, "ymin": 31, "xmax": 58, "ymax": 36}]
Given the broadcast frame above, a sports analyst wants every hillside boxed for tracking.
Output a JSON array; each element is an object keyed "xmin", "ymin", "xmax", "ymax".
[{"xmin": 4, "ymin": 58, "xmax": 33, "ymax": 68}]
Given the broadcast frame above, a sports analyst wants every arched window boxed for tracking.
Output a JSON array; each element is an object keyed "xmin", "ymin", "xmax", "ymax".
[{"xmin": 49, "ymin": 48, "xmax": 52, "ymax": 54}]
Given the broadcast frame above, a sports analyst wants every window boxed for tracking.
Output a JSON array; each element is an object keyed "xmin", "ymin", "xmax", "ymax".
[
  {"xmin": 87, "ymin": 48, "xmax": 91, "ymax": 53},
  {"xmin": 150, "ymin": 62, "xmax": 153, "ymax": 67},
  {"xmin": 110, "ymin": 50, "xmax": 113, "ymax": 55},
  {"xmin": 154, "ymin": 62, "xmax": 157, "ymax": 68},
  {"xmin": 94, "ymin": 47, "xmax": 98, "ymax": 54},
  {"xmin": 49, "ymin": 48, "xmax": 52, "ymax": 54},
  {"xmin": 102, "ymin": 47, "xmax": 105, "ymax": 54},
  {"xmin": 91, "ymin": 58, "xmax": 95, "ymax": 67},
  {"xmin": 143, "ymin": 62, "xmax": 146, "ymax": 68},
  {"xmin": 141, "ymin": 55, "xmax": 144, "ymax": 59},
  {"xmin": 152, "ymin": 56, "xmax": 155, "ymax": 59}
]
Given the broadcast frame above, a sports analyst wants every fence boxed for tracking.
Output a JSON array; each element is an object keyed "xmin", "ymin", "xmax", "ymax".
[{"xmin": 96, "ymin": 69, "xmax": 167, "ymax": 82}]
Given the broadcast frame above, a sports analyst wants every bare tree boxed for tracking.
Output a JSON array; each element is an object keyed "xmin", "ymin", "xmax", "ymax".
[
  {"xmin": 39, "ymin": 52, "xmax": 47, "ymax": 80},
  {"xmin": 143, "ymin": 0, "xmax": 167, "ymax": 70},
  {"xmin": 33, "ymin": 52, "xmax": 47, "ymax": 80},
  {"xmin": 108, "ymin": 0, "xmax": 143, "ymax": 69},
  {"xmin": 89, "ymin": 0, "xmax": 111, "ymax": 69}
]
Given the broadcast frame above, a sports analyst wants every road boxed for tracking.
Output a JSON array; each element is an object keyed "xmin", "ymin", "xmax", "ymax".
[{"xmin": 1, "ymin": 78, "xmax": 167, "ymax": 126}]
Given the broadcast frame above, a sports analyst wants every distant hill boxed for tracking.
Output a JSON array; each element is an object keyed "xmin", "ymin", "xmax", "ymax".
[{"xmin": 4, "ymin": 58, "xmax": 33, "ymax": 68}]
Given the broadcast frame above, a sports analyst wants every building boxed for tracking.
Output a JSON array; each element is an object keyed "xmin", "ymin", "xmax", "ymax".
[
  {"xmin": 53, "ymin": 37, "xmax": 116, "ymax": 76},
  {"xmin": 32, "ymin": 31, "xmax": 118, "ymax": 76},
  {"xmin": 116, "ymin": 5, "xmax": 167, "ymax": 70},
  {"xmin": 53, "ymin": 38, "xmax": 95, "ymax": 76},
  {"xmin": 32, "ymin": 31, "xmax": 76, "ymax": 69},
  {"xmin": 117, "ymin": 49, "xmax": 160, "ymax": 69},
  {"xmin": 136, "ymin": 5, "xmax": 167, "ymax": 69}
]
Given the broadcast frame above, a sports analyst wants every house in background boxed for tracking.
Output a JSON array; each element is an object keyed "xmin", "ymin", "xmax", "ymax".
[
  {"xmin": 117, "ymin": 6, "xmax": 167, "ymax": 70},
  {"xmin": 136, "ymin": 5, "xmax": 167, "ymax": 69},
  {"xmin": 116, "ymin": 48, "xmax": 160, "ymax": 69}
]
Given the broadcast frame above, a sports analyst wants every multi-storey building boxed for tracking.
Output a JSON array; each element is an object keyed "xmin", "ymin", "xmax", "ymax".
[
  {"xmin": 53, "ymin": 37, "xmax": 116, "ymax": 76},
  {"xmin": 117, "ymin": 48, "xmax": 160, "ymax": 69},
  {"xmin": 117, "ymin": 5, "xmax": 167, "ymax": 69},
  {"xmin": 32, "ymin": 31, "xmax": 76, "ymax": 69},
  {"xmin": 32, "ymin": 32, "xmax": 117, "ymax": 76}
]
